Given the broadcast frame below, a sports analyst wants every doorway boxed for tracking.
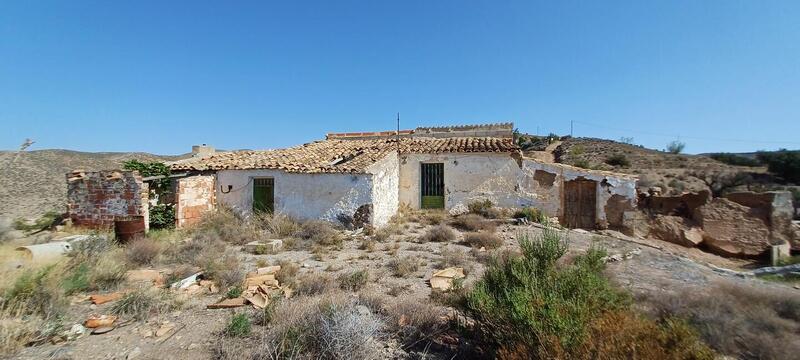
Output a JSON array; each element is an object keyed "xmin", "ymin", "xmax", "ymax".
[
  {"xmin": 421, "ymin": 163, "xmax": 444, "ymax": 209},
  {"xmin": 563, "ymin": 178, "xmax": 596, "ymax": 229},
  {"xmin": 253, "ymin": 178, "xmax": 274, "ymax": 213}
]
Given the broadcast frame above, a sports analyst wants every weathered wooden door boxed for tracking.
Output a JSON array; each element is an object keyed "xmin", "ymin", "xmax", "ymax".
[
  {"xmin": 421, "ymin": 163, "xmax": 445, "ymax": 209},
  {"xmin": 253, "ymin": 178, "xmax": 274, "ymax": 213},
  {"xmin": 563, "ymin": 178, "xmax": 596, "ymax": 229}
]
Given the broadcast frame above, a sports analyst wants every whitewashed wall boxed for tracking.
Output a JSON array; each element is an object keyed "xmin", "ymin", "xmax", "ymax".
[
  {"xmin": 397, "ymin": 153, "xmax": 636, "ymax": 227},
  {"xmin": 367, "ymin": 153, "xmax": 399, "ymax": 227},
  {"xmin": 215, "ymin": 169, "xmax": 373, "ymax": 225}
]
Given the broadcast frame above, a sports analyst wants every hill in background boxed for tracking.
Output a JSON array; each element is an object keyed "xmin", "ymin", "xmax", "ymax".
[{"xmin": 0, "ymin": 150, "xmax": 186, "ymax": 219}]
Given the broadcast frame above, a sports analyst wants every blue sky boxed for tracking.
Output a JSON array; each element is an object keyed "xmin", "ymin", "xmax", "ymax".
[{"xmin": 1, "ymin": 1, "xmax": 798, "ymax": 154}]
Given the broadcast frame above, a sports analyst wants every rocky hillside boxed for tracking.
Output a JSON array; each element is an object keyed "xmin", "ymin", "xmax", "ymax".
[{"xmin": 0, "ymin": 150, "xmax": 185, "ymax": 220}]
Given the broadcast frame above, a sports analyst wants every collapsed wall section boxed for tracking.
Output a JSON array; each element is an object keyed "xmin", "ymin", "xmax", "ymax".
[
  {"xmin": 66, "ymin": 170, "xmax": 149, "ymax": 230},
  {"xmin": 175, "ymin": 174, "xmax": 217, "ymax": 228}
]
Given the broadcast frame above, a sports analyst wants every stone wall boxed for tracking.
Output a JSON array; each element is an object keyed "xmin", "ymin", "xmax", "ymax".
[
  {"xmin": 724, "ymin": 191, "xmax": 796, "ymax": 249},
  {"xmin": 175, "ymin": 174, "xmax": 216, "ymax": 228},
  {"xmin": 66, "ymin": 170, "xmax": 149, "ymax": 229}
]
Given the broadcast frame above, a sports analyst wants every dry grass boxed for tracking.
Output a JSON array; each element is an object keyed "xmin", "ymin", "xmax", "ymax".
[
  {"xmin": 338, "ymin": 270, "xmax": 369, "ymax": 291},
  {"xmin": 643, "ymin": 281, "xmax": 800, "ymax": 360},
  {"xmin": 297, "ymin": 220, "xmax": 342, "ymax": 248},
  {"xmin": 295, "ymin": 272, "xmax": 338, "ymax": 296},
  {"xmin": 420, "ymin": 225, "xmax": 456, "ymax": 243},
  {"xmin": 382, "ymin": 296, "xmax": 450, "ymax": 344},
  {"xmin": 125, "ymin": 237, "xmax": 162, "ymax": 266},
  {"xmin": 190, "ymin": 207, "xmax": 261, "ymax": 245},
  {"xmin": 256, "ymin": 212, "xmax": 301, "ymax": 238},
  {"xmin": 274, "ymin": 260, "xmax": 299, "ymax": 288},
  {"xmin": 450, "ymin": 214, "xmax": 497, "ymax": 232},
  {"xmin": 111, "ymin": 287, "xmax": 181, "ymax": 321},
  {"xmin": 359, "ymin": 237, "xmax": 376, "ymax": 251},
  {"xmin": 463, "ymin": 231, "xmax": 503, "ymax": 249},
  {"xmin": 438, "ymin": 246, "xmax": 472, "ymax": 268},
  {"xmin": 388, "ymin": 256, "xmax": 420, "ymax": 277}
]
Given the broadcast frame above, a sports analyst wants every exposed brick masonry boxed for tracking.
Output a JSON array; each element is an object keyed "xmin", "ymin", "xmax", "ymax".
[{"xmin": 66, "ymin": 170, "xmax": 149, "ymax": 229}]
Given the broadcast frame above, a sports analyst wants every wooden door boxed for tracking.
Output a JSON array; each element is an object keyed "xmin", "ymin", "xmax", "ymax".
[
  {"xmin": 564, "ymin": 179, "xmax": 596, "ymax": 229},
  {"xmin": 421, "ymin": 163, "xmax": 445, "ymax": 209},
  {"xmin": 253, "ymin": 178, "xmax": 274, "ymax": 213}
]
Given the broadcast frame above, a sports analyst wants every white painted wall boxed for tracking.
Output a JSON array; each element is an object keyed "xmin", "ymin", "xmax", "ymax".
[
  {"xmin": 397, "ymin": 153, "xmax": 636, "ymax": 226},
  {"xmin": 215, "ymin": 169, "xmax": 373, "ymax": 225},
  {"xmin": 367, "ymin": 153, "xmax": 399, "ymax": 227}
]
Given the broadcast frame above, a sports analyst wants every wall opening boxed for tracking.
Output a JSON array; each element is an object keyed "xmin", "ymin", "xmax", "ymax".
[
  {"xmin": 563, "ymin": 177, "xmax": 597, "ymax": 229},
  {"xmin": 253, "ymin": 178, "xmax": 275, "ymax": 213},
  {"xmin": 421, "ymin": 163, "xmax": 444, "ymax": 209}
]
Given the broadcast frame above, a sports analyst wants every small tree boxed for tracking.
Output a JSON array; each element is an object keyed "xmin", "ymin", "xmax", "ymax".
[{"xmin": 666, "ymin": 140, "xmax": 686, "ymax": 154}]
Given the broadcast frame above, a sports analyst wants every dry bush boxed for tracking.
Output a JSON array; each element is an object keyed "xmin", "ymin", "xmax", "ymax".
[
  {"xmin": 359, "ymin": 237, "xmax": 376, "ymax": 251},
  {"xmin": 643, "ymin": 281, "xmax": 800, "ymax": 360},
  {"xmin": 191, "ymin": 207, "xmax": 261, "ymax": 245},
  {"xmin": 214, "ymin": 291, "xmax": 385, "ymax": 360},
  {"xmin": 274, "ymin": 260, "xmax": 299, "ymax": 288},
  {"xmin": 255, "ymin": 212, "xmax": 301, "ymax": 238},
  {"xmin": 464, "ymin": 231, "xmax": 503, "ymax": 249},
  {"xmin": 388, "ymin": 256, "xmax": 420, "ymax": 278},
  {"xmin": 420, "ymin": 224, "xmax": 456, "ymax": 243},
  {"xmin": 383, "ymin": 296, "xmax": 449, "ymax": 344},
  {"xmin": 450, "ymin": 214, "xmax": 496, "ymax": 232},
  {"xmin": 0, "ymin": 309, "xmax": 45, "ymax": 356},
  {"xmin": 111, "ymin": 287, "xmax": 180, "ymax": 321},
  {"xmin": 372, "ymin": 226, "xmax": 393, "ymax": 242},
  {"xmin": 1, "ymin": 265, "xmax": 66, "ymax": 319},
  {"xmin": 204, "ymin": 251, "xmax": 244, "ymax": 290},
  {"xmin": 125, "ymin": 237, "xmax": 162, "ymax": 266},
  {"xmin": 295, "ymin": 272, "xmax": 338, "ymax": 296},
  {"xmin": 338, "ymin": 270, "xmax": 369, "ymax": 292},
  {"xmin": 439, "ymin": 247, "xmax": 472, "ymax": 268},
  {"xmin": 421, "ymin": 210, "xmax": 447, "ymax": 225},
  {"xmin": 297, "ymin": 220, "xmax": 342, "ymax": 248}
]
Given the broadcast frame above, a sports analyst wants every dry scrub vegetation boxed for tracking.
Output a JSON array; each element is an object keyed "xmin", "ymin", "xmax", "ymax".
[{"xmin": 2, "ymin": 200, "xmax": 798, "ymax": 359}]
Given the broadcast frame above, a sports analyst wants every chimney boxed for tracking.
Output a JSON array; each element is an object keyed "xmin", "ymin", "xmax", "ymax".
[{"xmin": 191, "ymin": 144, "xmax": 215, "ymax": 158}]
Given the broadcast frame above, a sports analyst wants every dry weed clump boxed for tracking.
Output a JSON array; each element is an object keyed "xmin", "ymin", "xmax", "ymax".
[
  {"xmin": 383, "ymin": 296, "xmax": 449, "ymax": 344},
  {"xmin": 338, "ymin": 270, "xmax": 369, "ymax": 292},
  {"xmin": 214, "ymin": 291, "xmax": 385, "ymax": 360},
  {"xmin": 111, "ymin": 287, "xmax": 181, "ymax": 321},
  {"xmin": 644, "ymin": 281, "xmax": 800, "ymax": 360},
  {"xmin": 297, "ymin": 220, "xmax": 342, "ymax": 248},
  {"xmin": 273, "ymin": 260, "xmax": 300, "ymax": 288},
  {"xmin": 295, "ymin": 273, "xmax": 338, "ymax": 296},
  {"xmin": 388, "ymin": 256, "xmax": 420, "ymax": 277},
  {"xmin": 463, "ymin": 231, "xmax": 503, "ymax": 249},
  {"xmin": 438, "ymin": 247, "xmax": 472, "ymax": 268},
  {"xmin": 190, "ymin": 206, "xmax": 263, "ymax": 245},
  {"xmin": 420, "ymin": 224, "xmax": 457, "ymax": 243},
  {"xmin": 254, "ymin": 212, "xmax": 301, "ymax": 238},
  {"xmin": 125, "ymin": 237, "xmax": 162, "ymax": 266},
  {"xmin": 359, "ymin": 237, "xmax": 376, "ymax": 251},
  {"xmin": 467, "ymin": 199, "xmax": 504, "ymax": 219},
  {"xmin": 450, "ymin": 214, "xmax": 497, "ymax": 232}
]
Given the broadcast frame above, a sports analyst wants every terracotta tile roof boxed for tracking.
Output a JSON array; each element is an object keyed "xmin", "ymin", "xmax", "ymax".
[{"xmin": 170, "ymin": 137, "xmax": 519, "ymax": 173}]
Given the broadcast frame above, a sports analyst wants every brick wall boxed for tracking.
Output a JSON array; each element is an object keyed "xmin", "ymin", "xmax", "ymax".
[
  {"xmin": 66, "ymin": 170, "xmax": 149, "ymax": 229},
  {"xmin": 175, "ymin": 174, "xmax": 216, "ymax": 228}
]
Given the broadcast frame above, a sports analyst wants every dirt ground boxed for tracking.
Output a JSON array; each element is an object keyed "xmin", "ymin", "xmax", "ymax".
[{"xmin": 10, "ymin": 218, "xmax": 796, "ymax": 360}]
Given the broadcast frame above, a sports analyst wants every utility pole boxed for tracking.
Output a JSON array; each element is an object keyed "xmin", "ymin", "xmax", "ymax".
[
  {"xmin": 396, "ymin": 112, "xmax": 400, "ymax": 155},
  {"xmin": 570, "ymin": 120, "xmax": 574, "ymax": 137}
]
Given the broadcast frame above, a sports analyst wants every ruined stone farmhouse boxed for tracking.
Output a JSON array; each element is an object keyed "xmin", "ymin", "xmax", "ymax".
[{"xmin": 66, "ymin": 123, "xmax": 638, "ymax": 231}]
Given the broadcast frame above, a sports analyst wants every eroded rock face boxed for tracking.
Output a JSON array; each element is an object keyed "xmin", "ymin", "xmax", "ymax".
[
  {"xmin": 694, "ymin": 198, "xmax": 771, "ymax": 258},
  {"xmin": 649, "ymin": 215, "xmax": 704, "ymax": 247}
]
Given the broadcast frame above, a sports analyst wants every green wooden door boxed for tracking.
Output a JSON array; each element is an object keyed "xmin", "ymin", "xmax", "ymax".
[
  {"xmin": 421, "ymin": 163, "xmax": 444, "ymax": 209},
  {"xmin": 253, "ymin": 178, "xmax": 274, "ymax": 213}
]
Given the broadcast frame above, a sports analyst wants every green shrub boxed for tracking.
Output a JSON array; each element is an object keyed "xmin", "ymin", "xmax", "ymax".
[
  {"xmin": 226, "ymin": 286, "xmax": 243, "ymax": 299},
  {"xmin": 468, "ymin": 199, "xmax": 497, "ymax": 218},
  {"xmin": 338, "ymin": 270, "xmax": 369, "ymax": 291},
  {"xmin": 573, "ymin": 159, "xmax": 591, "ymax": 169},
  {"xmin": 605, "ymin": 153, "xmax": 630, "ymax": 167},
  {"xmin": 13, "ymin": 211, "xmax": 62, "ymax": 232},
  {"xmin": 465, "ymin": 228, "xmax": 628, "ymax": 354},
  {"xmin": 224, "ymin": 313, "xmax": 252, "ymax": 337},
  {"xmin": 513, "ymin": 207, "xmax": 547, "ymax": 224},
  {"xmin": 757, "ymin": 149, "xmax": 800, "ymax": 183},
  {"xmin": 2, "ymin": 265, "xmax": 66, "ymax": 318},
  {"xmin": 666, "ymin": 140, "xmax": 686, "ymax": 154},
  {"xmin": 148, "ymin": 204, "xmax": 175, "ymax": 229},
  {"xmin": 708, "ymin": 153, "xmax": 761, "ymax": 167}
]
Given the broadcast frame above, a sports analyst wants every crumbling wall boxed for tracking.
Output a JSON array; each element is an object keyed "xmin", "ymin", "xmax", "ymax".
[
  {"xmin": 175, "ymin": 174, "xmax": 216, "ymax": 228},
  {"xmin": 66, "ymin": 170, "xmax": 149, "ymax": 229},
  {"xmin": 215, "ymin": 169, "xmax": 373, "ymax": 226},
  {"xmin": 367, "ymin": 153, "xmax": 399, "ymax": 227},
  {"xmin": 640, "ymin": 190, "xmax": 711, "ymax": 218},
  {"xmin": 724, "ymin": 191, "xmax": 796, "ymax": 249}
]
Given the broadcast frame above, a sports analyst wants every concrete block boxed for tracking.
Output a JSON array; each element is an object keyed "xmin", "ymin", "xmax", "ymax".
[{"xmin": 244, "ymin": 239, "xmax": 283, "ymax": 254}]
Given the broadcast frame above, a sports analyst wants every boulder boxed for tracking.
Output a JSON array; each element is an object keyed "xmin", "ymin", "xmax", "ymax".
[
  {"xmin": 649, "ymin": 215, "xmax": 703, "ymax": 247},
  {"xmin": 694, "ymin": 198, "xmax": 771, "ymax": 258},
  {"xmin": 448, "ymin": 203, "xmax": 469, "ymax": 217}
]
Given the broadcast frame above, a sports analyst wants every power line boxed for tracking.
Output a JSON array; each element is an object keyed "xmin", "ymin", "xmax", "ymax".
[{"xmin": 571, "ymin": 121, "xmax": 800, "ymax": 145}]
